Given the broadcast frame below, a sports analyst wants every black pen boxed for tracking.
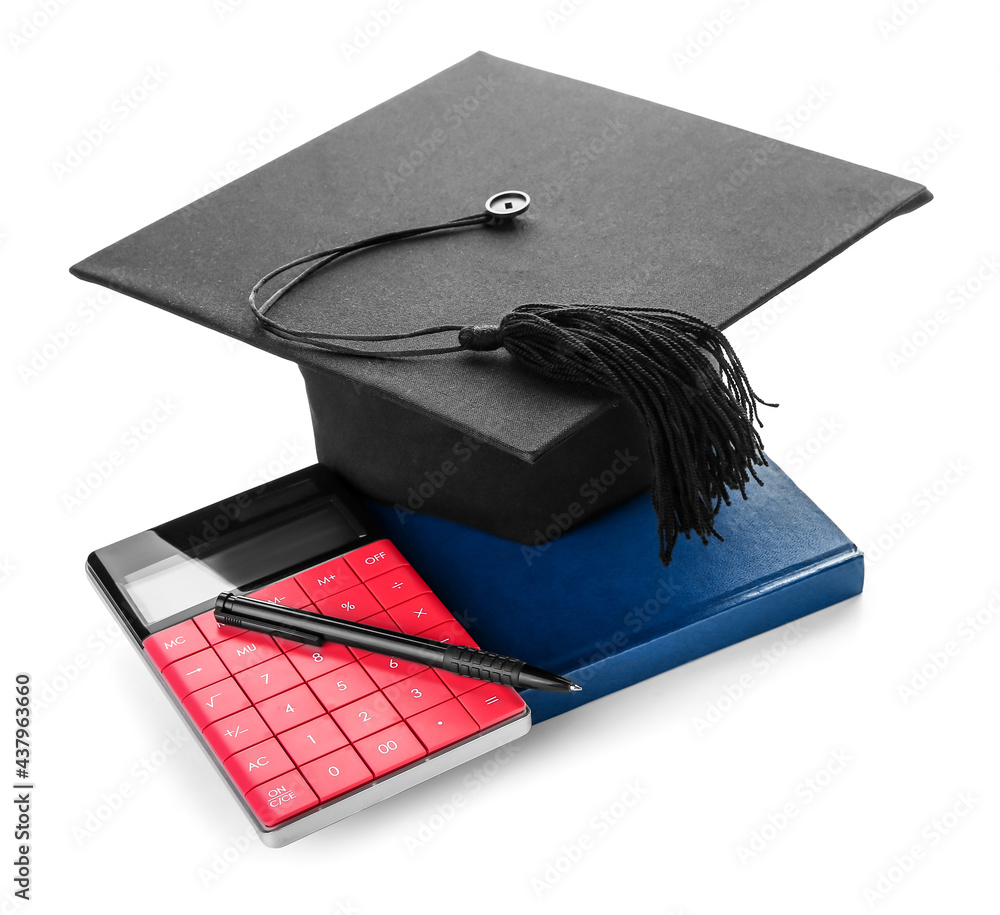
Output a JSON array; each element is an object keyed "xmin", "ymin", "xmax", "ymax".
[{"xmin": 215, "ymin": 592, "xmax": 582, "ymax": 693}]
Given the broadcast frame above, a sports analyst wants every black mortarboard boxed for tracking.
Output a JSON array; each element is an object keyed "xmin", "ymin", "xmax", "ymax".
[{"xmin": 70, "ymin": 51, "xmax": 930, "ymax": 562}]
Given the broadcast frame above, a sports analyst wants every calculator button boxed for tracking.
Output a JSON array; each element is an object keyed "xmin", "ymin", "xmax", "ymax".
[
  {"xmin": 345, "ymin": 612, "xmax": 402, "ymax": 660},
  {"xmin": 384, "ymin": 594, "xmax": 455, "ymax": 634},
  {"xmin": 234, "ymin": 654, "xmax": 302, "ymax": 703},
  {"xmin": 364, "ymin": 565, "xmax": 431, "ymax": 609},
  {"xmin": 161, "ymin": 647, "xmax": 229, "ymax": 699},
  {"xmin": 316, "ymin": 584, "xmax": 383, "ymax": 621},
  {"xmin": 358, "ymin": 652, "xmax": 427, "ymax": 688},
  {"xmin": 354, "ymin": 722, "xmax": 426, "ymax": 779},
  {"xmin": 256, "ymin": 684, "xmax": 324, "ymax": 734},
  {"xmin": 203, "ymin": 707, "xmax": 273, "ymax": 760},
  {"xmin": 225, "ymin": 738, "xmax": 295, "ymax": 793},
  {"xmin": 193, "ymin": 609, "xmax": 246, "ymax": 646},
  {"xmin": 332, "ymin": 693, "xmax": 402, "ymax": 743},
  {"xmin": 267, "ymin": 600, "xmax": 324, "ymax": 654},
  {"xmin": 300, "ymin": 747, "xmax": 373, "ymax": 803},
  {"xmin": 214, "ymin": 631, "xmax": 281, "ymax": 675},
  {"xmin": 144, "ymin": 621, "xmax": 209, "ymax": 670},
  {"xmin": 458, "ymin": 684, "xmax": 527, "ymax": 730},
  {"xmin": 273, "ymin": 611, "xmax": 332, "ymax": 652},
  {"xmin": 423, "ymin": 623, "xmax": 482, "ymax": 693},
  {"xmin": 283, "ymin": 641, "xmax": 355, "ymax": 680},
  {"xmin": 417, "ymin": 620, "xmax": 479, "ymax": 649},
  {"xmin": 277, "ymin": 715, "xmax": 348, "ymax": 766},
  {"xmin": 383, "ymin": 670, "xmax": 453, "ymax": 718},
  {"xmin": 182, "ymin": 678, "xmax": 250, "ymax": 729},
  {"xmin": 343, "ymin": 539, "xmax": 407, "ymax": 580},
  {"xmin": 246, "ymin": 772, "xmax": 319, "ymax": 827},
  {"xmin": 309, "ymin": 663, "xmax": 377, "ymax": 712},
  {"xmin": 246, "ymin": 577, "xmax": 310, "ymax": 608},
  {"xmin": 294, "ymin": 557, "xmax": 360, "ymax": 603},
  {"xmin": 407, "ymin": 698, "xmax": 480, "ymax": 755},
  {"xmin": 435, "ymin": 666, "xmax": 482, "ymax": 696}
]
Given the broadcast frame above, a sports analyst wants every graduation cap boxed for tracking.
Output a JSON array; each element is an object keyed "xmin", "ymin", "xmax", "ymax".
[{"xmin": 70, "ymin": 51, "xmax": 931, "ymax": 565}]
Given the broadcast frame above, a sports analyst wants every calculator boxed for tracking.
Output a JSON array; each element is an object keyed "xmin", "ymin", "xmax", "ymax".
[{"xmin": 86, "ymin": 465, "xmax": 530, "ymax": 847}]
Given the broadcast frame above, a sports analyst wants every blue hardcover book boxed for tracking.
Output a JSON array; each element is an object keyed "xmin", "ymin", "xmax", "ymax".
[{"xmin": 370, "ymin": 458, "xmax": 862, "ymax": 723}]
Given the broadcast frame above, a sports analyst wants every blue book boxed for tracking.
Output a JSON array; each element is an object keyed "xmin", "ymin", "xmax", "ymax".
[{"xmin": 370, "ymin": 458, "xmax": 862, "ymax": 723}]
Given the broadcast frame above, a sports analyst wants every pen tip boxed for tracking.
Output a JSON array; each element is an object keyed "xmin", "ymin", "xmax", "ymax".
[{"xmin": 570, "ymin": 683, "xmax": 583, "ymax": 691}]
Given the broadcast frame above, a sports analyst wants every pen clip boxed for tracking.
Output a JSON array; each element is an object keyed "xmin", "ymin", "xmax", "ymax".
[{"xmin": 213, "ymin": 608, "xmax": 326, "ymax": 646}]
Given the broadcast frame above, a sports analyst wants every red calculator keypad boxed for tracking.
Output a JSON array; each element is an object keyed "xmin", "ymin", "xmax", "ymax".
[
  {"xmin": 309, "ymin": 663, "xmax": 377, "ymax": 712},
  {"xmin": 343, "ymin": 541, "xmax": 407, "ymax": 579},
  {"xmin": 246, "ymin": 772, "xmax": 319, "ymax": 827},
  {"xmin": 385, "ymin": 593, "xmax": 456, "ymax": 634},
  {"xmin": 354, "ymin": 722, "xmax": 427, "ymax": 778},
  {"xmin": 407, "ymin": 698, "xmax": 480, "ymax": 754},
  {"xmin": 234, "ymin": 654, "xmax": 302, "ymax": 703},
  {"xmin": 282, "ymin": 640, "xmax": 356, "ymax": 678},
  {"xmin": 332, "ymin": 693, "xmax": 402, "ymax": 743},
  {"xmin": 293, "ymin": 557, "xmax": 360, "ymax": 603},
  {"xmin": 214, "ymin": 632, "xmax": 281, "ymax": 675},
  {"xmin": 182, "ymin": 677, "xmax": 251, "ymax": 729},
  {"xmin": 161, "ymin": 647, "xmax": 229, "ymax": 699},
  {"xmin": 146, "ymin": 620, "xmax": 208, "ymax": 669},
  {"xmin": 247, "ymin": 577, "xmax": 309, "ymax": 607},
  {"xmin": 459, "ymin": 683, "xmax": 531, "ymax": 730},
  {"xmin": 194, "ymin": 609, "xmax": 247, "ymax": 645},
  {"xmin": 419, "ymin": 620, "xmax": 479, "ymax": 649},
  {"xmin": 256, "ymin": 683, "xmax": 325, "ymax": 733},
  {"xmin": 364, "ymin": 565, "xmax": 431, "ymax": 608},
  {"xmin": 143, "ymin": 539, "xmax": 527, "ymax": 829},
  {"xmin": 279, "ymin": 716, "xmax": 348, "ymax": 766},
  {"xmin": 204, "ymin": 707, "xmax": 273, "ymax": 759},
  {"xmin": 358, "ymin": 652, "xmax": 427, "ymax": 688},
  {"xmin": 383, "ymin": 670, "xmax": 453, "ymax": 717},
  {"xmin": 300, "ymin": 747, "xmax": 372, "ymax": 803},
  {"xmin": 316, "ymin": 584, "xmax": 383, "ymax": 621},
  {"xmin": 225, "ymin": 738, "xmax": 295, "ymax": 793}
]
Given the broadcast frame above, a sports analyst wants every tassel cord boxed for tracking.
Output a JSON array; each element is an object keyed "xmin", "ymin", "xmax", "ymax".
[{"xmin": 248, "ymin": 212, "xmax": 488, "ymax": 356}]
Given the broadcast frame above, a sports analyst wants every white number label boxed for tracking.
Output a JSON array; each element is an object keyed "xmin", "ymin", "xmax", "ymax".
[{"xmin": 377, "ymin": 740, "xmax": 398, "ymax": 754}]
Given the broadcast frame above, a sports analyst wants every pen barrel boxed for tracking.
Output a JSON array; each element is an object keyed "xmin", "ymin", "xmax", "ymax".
[
  {"xmin": 441, "ymin": 645, "xmax": 525, "ymax": 687},
  {"xmin": 216, "ymin": 593, "xmax": 446, "ymax": 663},
  {"xmin": 216, "ymin": 593, "xmax": 577, "ymax": 690}
]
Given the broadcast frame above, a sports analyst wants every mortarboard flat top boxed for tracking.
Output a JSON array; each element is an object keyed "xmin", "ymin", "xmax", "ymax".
[{"xmin": 70, "ymin": 51, "xmax": 930, "ymax": 463}]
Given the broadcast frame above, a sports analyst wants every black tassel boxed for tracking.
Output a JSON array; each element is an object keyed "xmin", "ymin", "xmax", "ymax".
[{"xmin": 458, "ymin": 304, "xmax": 776, "ymax": 566}]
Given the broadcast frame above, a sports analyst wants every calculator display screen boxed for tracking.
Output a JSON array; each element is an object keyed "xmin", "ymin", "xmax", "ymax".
[
  {"xmin": 106, "ymin": 489, "xmax": 366, "ymax": 628},
  {"xmin": 124, "ymin": 553, "xmax": 234, "ymax": 621}
]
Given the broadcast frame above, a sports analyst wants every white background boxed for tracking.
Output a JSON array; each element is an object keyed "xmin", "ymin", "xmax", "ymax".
[{"xmin": 2, "ymin": 0, "xmax": 997, "ymax": 912}]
